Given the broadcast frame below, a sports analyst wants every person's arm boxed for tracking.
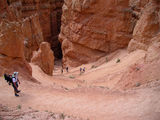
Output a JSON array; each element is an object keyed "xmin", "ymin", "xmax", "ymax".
[{"xmin": 17, "ymin": 79, "xmax": 20, "ymax": 84}]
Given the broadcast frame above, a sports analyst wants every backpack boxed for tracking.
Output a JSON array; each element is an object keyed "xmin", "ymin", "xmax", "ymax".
[{"xmin": 4, "ymin": 74, "xmax": 13, "ymax": 85}]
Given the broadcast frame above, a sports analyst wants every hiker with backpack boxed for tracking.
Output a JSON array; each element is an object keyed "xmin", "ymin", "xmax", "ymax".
[
  {"xmin": 4, "ymin": 72, "xmax": 20, "ymax": 97},
  {"xmin": 12, "ymin": 72, "xmax": 20, "ymax": 97}
]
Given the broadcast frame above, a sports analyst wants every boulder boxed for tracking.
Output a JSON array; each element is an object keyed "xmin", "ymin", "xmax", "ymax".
[{"xmin": 31, "ymin": 42, "xmax": 54, "ymax": 75}]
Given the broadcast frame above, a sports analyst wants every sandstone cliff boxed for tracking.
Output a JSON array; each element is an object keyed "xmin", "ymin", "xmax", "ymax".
[
  {"xmin": 60, "ymin": 0, "xmax": 160, "ymax": 67},
  {"xmin": 128, "ymin": 0, "xmax": 160, "ymax": 52},
  {"xmin": 0, "ymin": 19, "xmax": 32, "ymax": 76},
  {"xmin": 22, "ymin": 14, "xmax": 44, "ymax": 62},
  {"xmin": 21, "ymin": 0, "xmax": 64, "ymax": 58},
  {"xmin": 0, "ymin": 0, "xmax": 43, "ymax": 79},
  {"xmin": 59, "ymin": 0, "xmax": 133, "ymax": 67}
]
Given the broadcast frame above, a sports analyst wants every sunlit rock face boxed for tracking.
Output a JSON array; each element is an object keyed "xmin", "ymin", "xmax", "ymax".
[
  {"xmin": 31, "ymin": 42, "xmax": 54, "ymax": 76},
  {"xmin": 128, "ymin": 0, "xmax": 160, "ymax": 52},
  {"xmin": 59, "ymin": 0, "xmax": 133, "ymax": 67}
]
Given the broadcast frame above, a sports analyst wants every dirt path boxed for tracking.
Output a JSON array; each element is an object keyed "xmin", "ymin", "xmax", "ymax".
[
  {"xmin": 0, "ymin": 50, "xmax": 160, "ymax": 120},
  {"xmin": 0, "ymin": 73, "xmax": 160, "ymax": 120}
]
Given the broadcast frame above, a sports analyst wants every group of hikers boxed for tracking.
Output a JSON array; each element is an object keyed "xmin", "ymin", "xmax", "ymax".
[
  {"xmin": 61, "ymin": 66, "xmax": 86, "ymax": 75},
  {"xmin": 80, "ymin": 67, "xmax": 85, "ymax": 74},
  {"xmin": 4, "ymin": 72, "xmax": 20, "ymax": 97},
  {"xmin": 3, "ymin": 67, "xmax": 86, "ymax": 97},
  {"xmin": 61, "ymin": 66, "xmax": 69, "ymax": 74}
]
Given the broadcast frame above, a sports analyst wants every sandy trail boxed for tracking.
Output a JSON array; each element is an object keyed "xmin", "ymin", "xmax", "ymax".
[
  {"xmin": 0, "ymin": 50, "xmax": 160, "ymax": 120},
  {"xmin": 1, "ymin": 76, "xmax": 160, "ymax": 120}
]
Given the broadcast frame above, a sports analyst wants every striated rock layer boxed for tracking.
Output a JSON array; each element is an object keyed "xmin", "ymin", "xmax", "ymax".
[
  {"xmin": 31, "ymin": 42, "xmax": 54, "ymax": 76},
  {"xmin": 0, "ymin": 20, "xmax": 32, "ymax": 77},
  {"xmin": 21, "ymin": 0, "xmax": 64, "ymax": 59},
  {"xmin": 59, "ymin": 0, "xmax": 133, "ymax": 67},
  {"xmin": 128, "ymin": 0, "xmax": 160, "ymax": 52},
  {"xmin": 0, "ymin": 0, "xmax": 42, "ymax": 80},
  {"xmin": 22, "ymin": 14, "xmax": 44, "ymax": 62},
  {"xmin": 59, "ymin": 0, "xmax": 160, "ymax": 67}
]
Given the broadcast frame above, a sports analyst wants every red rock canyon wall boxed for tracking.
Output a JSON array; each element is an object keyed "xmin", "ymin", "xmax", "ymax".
[
  {"xmin": 21, "ymin": 0, "xmax": 64, "ymax": 58},
  {"xmin": 59, "ymin": 0, "xmax": 134, "ymax": 67},
  {"xmin": 60, "ymin": 0, "xmax": 160, "ymax": 67}
]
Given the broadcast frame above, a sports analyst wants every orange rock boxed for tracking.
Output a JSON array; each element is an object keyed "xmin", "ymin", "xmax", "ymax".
[
  {"xmin": 31, "ymin": 42, "xmax": 54, "ymax": 75},
  {"xmin": 21, "ymin": 0, "xmax": 63, "ymax": 58},
  {"xmin": 22, "ymin": 14, "xmax": 44, "ymax": 62},
  {"xmin": 128, "ymin": 0, "xmax": 160, "ymax": 52},
  {"xmin": 0, "ymin": 1, "xmax": 32, "ymax": 77},
  {"xmin": 0, "ymin": 21, "xmax": 24, "ymax": 58},
  {"xmin": 59, "ymin": 0, "xmax": 133, "ymax": 67},
  {"xmin": 0, "ymin": 21, "xmax": 32, "ymax": 76}
]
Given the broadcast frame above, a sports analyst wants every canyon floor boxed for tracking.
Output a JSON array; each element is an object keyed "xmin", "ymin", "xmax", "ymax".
[{"xmin": 0, "ymin": 49, "xmax": 160, "ymax": 120}]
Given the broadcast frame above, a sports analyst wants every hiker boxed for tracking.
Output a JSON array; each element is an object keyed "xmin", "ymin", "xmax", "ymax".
[
  {"xmin": 12, "ymin": 72, "xmax": 20, "ymax": 97},
  {"xmin": 4, "ymin": 72, "xmax": 20, "ymax": 97},
  {"xmin": 61, "ymin": 68, "xmax": 63, "ymax": 74},
  {"xmin": 80, "ymin": 68, "xmax": 82, "ymax": 74},
  {"xmin": 66, "ymin": 67, "xmax": 68, "ymax": 73},
  {"xmin": 83, "ymin": 67, "xmax": 85, "ymax": 73}
]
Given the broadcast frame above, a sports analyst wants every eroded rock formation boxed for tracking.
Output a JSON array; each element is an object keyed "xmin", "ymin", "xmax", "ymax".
[
  {"xmin": 22, "ymin": 14, "xmax": 44, "ymax": 62},
  {"xmin": 31, "ymin": 42, "xmax": 54, "ymax": 75},
  {"xmin": 0, "ymin": 20, "xmax": 32, "ymax": 76},
  {"xmin": 59, "ymin": 0, "xmax": 133, "ymax": 67},
  {"xmin": 0, "ymin": 0, "xmax": 43, "ymax": 79},
  {"xmin": 128, "ymin": 0, "xmax": 160, "ymax": 52},
  {"xmin": 21, "ymin": 0, "xmax": 64, "ymax": 59},
  {"xmin": 59, "ymin": 0, "xmax": 160, "ymax": 67}
]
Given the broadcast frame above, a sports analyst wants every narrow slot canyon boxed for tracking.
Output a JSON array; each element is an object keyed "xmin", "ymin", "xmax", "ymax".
[
  {"xmin": 6, "ymin": 0, "xmax": 64, "ymax": 61},
  {"xmin": 20, "ymin": 0, "xmax": 64, "ymax": 60}
]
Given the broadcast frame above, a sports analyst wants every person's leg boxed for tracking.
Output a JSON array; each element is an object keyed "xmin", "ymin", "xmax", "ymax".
[
  {"xmin": 16, "ymin": 82, "xmax": 20, "ymax": 93},
  {"xmin": 12, "ymin": 84, "xmax": 19, "ymax": 97}
]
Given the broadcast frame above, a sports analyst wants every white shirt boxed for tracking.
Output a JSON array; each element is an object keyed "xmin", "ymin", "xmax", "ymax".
[{"xmin": 12, "ymin": 77, "xmax": 17, "ymax": 83}]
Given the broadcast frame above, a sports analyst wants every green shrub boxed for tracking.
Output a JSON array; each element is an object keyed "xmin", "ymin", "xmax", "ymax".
[
  {"xmin": 116, "ymin": 58, "xmax": 120, "ymax": 63},
  {"xmin": 64, "ymin": 87, "xmax": 69, "ymax": 90},
  {"xmin": 106, "ymin": 57, "xmax": 108, "ymax": 62},
  {"xmin": 32, "ymin": 116, "xmax": 36, "ymax": 119},
  {"xmin": 99, "ymin": 86, "xmax": 105, "ymax": 89},
  {"xmin": 69, "ymin": 75, "xmax": 75, "ymax": 79},
  {"xmin": 91, "ymin": 65, "xmax": 97, "ymax": 69},
  {"xmin": 35, "ymin": 110, "xmax": 39, "ymax": 112},
  {"xmin": 135, "ymin": 82, "xmax": 141, "ymax": 87},
  {"xmin": 17, "ymin": 105, "xmax": 21, "ymax": 109}
]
